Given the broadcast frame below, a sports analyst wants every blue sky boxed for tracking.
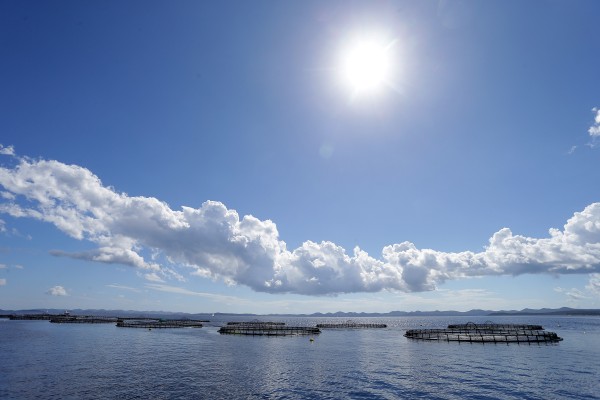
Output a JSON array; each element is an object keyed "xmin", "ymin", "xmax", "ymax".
[{"xmin": 1, "ymin": 0, "xmax": 600, "ymax": 314}]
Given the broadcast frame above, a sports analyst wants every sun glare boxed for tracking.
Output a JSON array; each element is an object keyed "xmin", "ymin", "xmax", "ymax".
[{"xmin": 339, "ymin": 36, "xmax": 395, "ymax": 98}]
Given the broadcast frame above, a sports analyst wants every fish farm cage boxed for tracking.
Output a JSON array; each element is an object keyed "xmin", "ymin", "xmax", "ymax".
[
  {"xmin": 404, "ymin": 322, "xmax": 563, "ymax": 344},
  {"xmin": 116, "ymin": 319, "xmax": 204, "ymax": 329},
  {"xmin": 50, "ymin": 316, "xmax": 118, "ymax": 324},
  {"xmin": 316, "ymin": 321, "xmax": 387, "ymax": 329},
  {"xmin": 219, "ymin": 322, "xmax": 320, "ymax": 336},
  {"xmin": 226, "ymin": 320, "xmax": 286, "ymax": 326},
  {"xmin": 9, "ymin": 314, "xmax": 56, "ymax": 320}
]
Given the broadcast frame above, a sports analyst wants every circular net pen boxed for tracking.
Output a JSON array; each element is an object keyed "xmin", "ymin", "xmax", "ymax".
[
  {"xmin": 316, "ymin": 321, "xmax": 387, "ymax": 329},
  {"xmin": 404, "ymin": 322, "xmax": 563, "ymax": 344},
  {"xmin": 116, "ymin": 319, "xmax": 204, "ymax": 329},
  {"xmin": 447, "ymin": 322, "xmax": 544, "ymax": 330},
  {"xmin": 226, "ymin": 320, "xmax": 286, "ymax": 326},
  {"xmin": 50, "ymin": 316, "xmax": 118, "ymax": 324},
  {"xmin": 219, "ymin": 324, "xmax": 320, "ymax": 336}
]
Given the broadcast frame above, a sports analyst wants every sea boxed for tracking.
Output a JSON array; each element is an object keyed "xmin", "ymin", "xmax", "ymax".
[{"xmin": 1, "ymin": 315, "xmax": 599, "ymax": 399}]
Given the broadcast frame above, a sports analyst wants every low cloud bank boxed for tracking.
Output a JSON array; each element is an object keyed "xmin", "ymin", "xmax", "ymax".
[{"xmin": 1, "ymin": 150, "xmax": 600, "ymax": 295}]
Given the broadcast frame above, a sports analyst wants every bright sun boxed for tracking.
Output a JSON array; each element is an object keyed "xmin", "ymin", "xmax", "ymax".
[{"xmin": 339, "ymin": 36, "xmax": 395, "ymax": 97}]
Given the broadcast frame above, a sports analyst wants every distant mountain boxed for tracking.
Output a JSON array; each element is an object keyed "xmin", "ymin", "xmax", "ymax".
[
  {"xmin": 281, "ymin": 309, "xmax": 494, "ymax": 318},
  {"xmin": 0, "ymin": 308, "xmax": 214, "ymax": 320},
  {"xmin": 2, "ymin": 307, "xmax": 599, "ymax": 318},
  {"xmin": 489, "ymin": 307, "xmax": 600, "ymax": 316}
]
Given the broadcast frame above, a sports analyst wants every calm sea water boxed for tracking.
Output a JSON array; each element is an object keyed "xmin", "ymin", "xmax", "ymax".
[{"xmin": 1, "ymin": 315, "xmax": 599, "ymax": 399}]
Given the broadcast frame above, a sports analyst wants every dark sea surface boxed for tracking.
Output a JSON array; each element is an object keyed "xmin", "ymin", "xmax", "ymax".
[{"xmin": 1, "ymin": 315, "xmax": 599, "ymax": 399}]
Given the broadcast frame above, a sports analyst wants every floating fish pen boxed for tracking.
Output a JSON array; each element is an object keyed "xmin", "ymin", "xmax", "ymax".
[
  {"xmin": 404, "ymin": 322, "xmax": 562, "ymax": 344},
  {"xmin": 447, "ymin": 322, "xmax": 543, "ymax": 331},
  {"xmin": 116, "ymin": 319, "xmax": 204, "ymax": 329},
  {"xmin": 50, "ymin": 316, "xmax": 118, "ymax": 324},
  {"xmin": 316, "ymin": 321, "xmax": 387, "ymax": 329},
  {"xmin": 9, "ymin": 314, "xmax": 57, "ymax": 320},
  {"xmin": 219, "ymin": 325, "xmax": 320, "ymax": 336},
  {"xmin": 226, "ymin": 320, "xmax": 286, "ymax": 326}
]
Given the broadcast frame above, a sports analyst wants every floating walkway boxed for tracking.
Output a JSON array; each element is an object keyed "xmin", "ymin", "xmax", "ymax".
[
  {"xmin": 116, "ymin": 319, "xmax": 204, "ymax": 329},
  {"xmin": 316, "ymin": 321, "xmax": 387, "ymax": 329},
  {"xmin": 404, "ymin": 322, "xmax": 562, "ymax": 343},
  {"xmin": 219, "ymin": 324, "xmax": 320, "ymax": 336}
]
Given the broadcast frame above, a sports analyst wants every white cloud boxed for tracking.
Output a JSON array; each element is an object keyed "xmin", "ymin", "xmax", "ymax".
[
  {"xmin": 0, "ymin": 144, "xmax": 15, "ymax": 156},
  {"xmin": 2, "ymin": 154, "xmax": 600, "ymax": 296},
  {"xmin": 589, "ymin": 107, "xmax": 600, "ymax": 137},
  {"xmin": 0, "ymin": 278, "xmax": 6, "ymax": 286},
  {"xmin": 0, "ymin": 263, "xmax": 6, "ymax": 269},
  {"xmin": 46, "ymin": 285, "xmax": 68, "ymax": 296}
]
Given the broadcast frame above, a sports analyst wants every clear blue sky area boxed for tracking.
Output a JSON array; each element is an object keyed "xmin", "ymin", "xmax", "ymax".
[{"xmin": 1, "ymin": 0, "xmax": 600, "ymax": 313}]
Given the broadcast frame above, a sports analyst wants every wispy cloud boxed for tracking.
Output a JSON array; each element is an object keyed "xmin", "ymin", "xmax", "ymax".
[
  {"xmin": 587, "ymin": 273, "xmax": 600, "ymax": 296},
  {"xmin": 145, "ymin": 283, "xmax": 248, "ymax": 304},
  {"xmin": 143, "ymin": 272, "xmax": 165, "ymax": 283},
  {"xmin": 1, "ymin": 146, "xmax": 600, "ymax": 296},
  {"xmin": 46, "ymin": 285, "xmax": 68, "ymax": 296},
  {"xmin": 554, "ymin": 286, "xmax": 587, "ymax": 300},
  {"xmin": 106, "ymin": 284, "xmax": 141, "ymax": 293},
  {"xmin": 0, "ymin": 278, "xmax": 6, "ymax": 286}
]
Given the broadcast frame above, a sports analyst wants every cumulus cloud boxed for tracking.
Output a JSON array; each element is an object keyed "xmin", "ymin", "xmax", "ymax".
[
  {"xmin": 0, "ymin": 144, "xmax": 15, "ymax": 156},
  {"xmin": 46, "ymin": 285, "xmax": 68, "ymax": 296},
  {"xmin": 2, "ymin": 150, "xmax": 600, "ymax": 295},
  {"xmin": 589, "ymin": 108, "xmax": 600, "ymax": 137}
]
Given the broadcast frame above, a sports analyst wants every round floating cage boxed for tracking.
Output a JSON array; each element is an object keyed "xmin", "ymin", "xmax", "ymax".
[
  {"xmin": 316, "ymin": 320, "xmax": 387, "ymax": 329},
  {"xmin": 447, "ymin": 322, "xmax": 544, "ymax": 331},
  {"xmin": 116, "ymin": 319, "xmax": 203, "ymax": 328},
  {"xmin": 219, "ymin": 324, "xmax": 320, "ymax": 336},
  {"xmin": 50, "ymin": 316, "xmax": 118, "ymax": 324},
  {"xmin": 226, "ymin": 320, "xmax": 286, "ymax": 326},
  {"xmin": 404, "ymin": 322, "xmax": 563, "ymax": 344}
]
